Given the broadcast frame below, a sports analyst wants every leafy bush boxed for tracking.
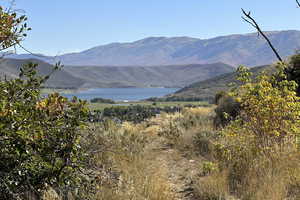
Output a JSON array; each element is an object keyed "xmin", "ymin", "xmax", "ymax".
[
  {"xmin": 210, "ymin": 64, "xmax": 300, "ymax": 199},
  {"xmin": 0, "ymin": 63, "xmax": 88, "ymax": 199},
  {"xmin": 101, "ymin": 105, "xmax": 159, "ymax": 123},
  {"xmin": 213, "ymin": 93, "xmax": 241, "ymax": 128},
  {"xmin": 285, "ymin": 53, "xmax": 300, "ymax": 96},
  {"xmin": 90, "ymin": 97, "xmax": 115, "ymax": 104},
  {"xmin": 0, "ymin": 6, "xmax": 30, "ymax": 51}
]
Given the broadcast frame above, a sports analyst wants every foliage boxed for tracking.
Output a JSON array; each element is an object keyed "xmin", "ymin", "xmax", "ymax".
[
  {"xmin": 228, "ymin": 65, "xmax": 300, "ymax": 150},
  {"xmin": 213, "ymin": 93, "xmax": 241, "ymax": 128},
  {"xmin": 147, "ymin": 96, "xmax": 213, "ymax": 102},
  {"xmin": 101, "ymin": 105, "xmax": 159, "ymax": 123},
  {"xmin": 285, "ymin": 53, "xmax": 300, "ymax": 96},
  {"xmin": 0, "ymin": 5, "xmax": 30, "ymax": 51},
  {"xmin": 90, "ymin": 97, "xmax": 115, "ymax": 104},
  {"xmin": 0, "ymin": 63, "xmax": 88, "ymax": 199},
  {"xmin": 208, "ymin": 63, "xmax": 300, "ymax": 199},
  {"xmin": 201, "ymin": 161, "xmax": 219, "ymax": 176},
  {"xmin": 213, "ymin": 66, "xmax": 256, "ymax": 128}
]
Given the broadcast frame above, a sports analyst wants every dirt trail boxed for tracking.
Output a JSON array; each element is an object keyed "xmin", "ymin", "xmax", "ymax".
[{"xmin": 152, "ymin": 143, "xmax": 203, "ymax": 200}]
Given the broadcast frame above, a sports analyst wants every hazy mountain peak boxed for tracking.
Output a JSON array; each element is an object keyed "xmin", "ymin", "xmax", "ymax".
[{"xmin": 10, "ymin": 30, "xmax": 300, "ymax": 67}]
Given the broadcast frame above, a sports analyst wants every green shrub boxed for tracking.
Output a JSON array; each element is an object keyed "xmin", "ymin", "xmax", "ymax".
[
  {"xmin": 211, "ymin": 64, "xmax": 300, "ymax": 199},
  {"xmin": 213, "ymin": 93, "xmax": 241, "ymax": 128},
  {"xmin": 0, "ymin": 6, "xmax": 30, "ymax": 51},
  {"xmin": 0, "ymin": 63, "xmax": 88, "ymax": 199},
  {"xmin": 102, "ymin": 105, "xmax": 158, "ymax": 123},
  {"xmin": 285, "ymin": 53, "xmax": 300, "ymax": 96},
  {"xmin": 90, "ymin": 97, "xmax": 115, "ymax": 104}
]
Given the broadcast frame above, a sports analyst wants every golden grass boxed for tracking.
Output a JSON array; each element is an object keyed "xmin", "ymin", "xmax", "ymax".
[
  {"xmin": 40, "ymin": 106, "xmax": 300, "ymax": 200},
  {"xmin": 193, "ymin": 171, "xmax": 230, "ymax": 200},
  {"xmin": 81, "ymin": 116, "xmax": 177, "ymax": 200},
  {"xmin": 89, "ymin": 107, "xmax": 215, "ymax": 200}
]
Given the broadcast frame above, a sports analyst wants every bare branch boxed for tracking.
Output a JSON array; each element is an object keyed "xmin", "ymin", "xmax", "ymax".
[
  {"xmin": 241, "ymin": 8, "xmax": 283, "ymax": 62},
  {"xmin": 297, "ymin": 0, "xmax": 300, "ymax": 7}
]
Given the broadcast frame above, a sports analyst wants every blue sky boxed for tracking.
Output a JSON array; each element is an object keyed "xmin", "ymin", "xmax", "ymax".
[{"xmin": 7, "ymin": 0, "xmax": 300, "ymax": 55}]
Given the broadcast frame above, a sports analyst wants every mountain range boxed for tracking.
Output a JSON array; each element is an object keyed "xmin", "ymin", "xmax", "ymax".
[
  {"xmin": 0, "ymin": 58, "xmax": 85, "ymax": 88},
  {"xmin": 9, "ymin": 30, "xmax": 300, "ymax": 67},
  {"xmin": 0, "ymin": 59, "xmax": 234, "ymax": 88}
]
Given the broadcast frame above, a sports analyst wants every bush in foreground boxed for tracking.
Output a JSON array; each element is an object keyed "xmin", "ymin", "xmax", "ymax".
[
  {"xmin": 195, "ymin": 63, "xmax": 300, "ymax": 200},
  {"xmin": 0, "ymin": 63, "xmax": 88, "ymax": 199}
]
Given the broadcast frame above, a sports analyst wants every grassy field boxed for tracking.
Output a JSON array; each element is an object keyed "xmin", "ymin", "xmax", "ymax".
[{"xmin": 88, "ymin": 101, "xmax": 211, "ymax": 111}]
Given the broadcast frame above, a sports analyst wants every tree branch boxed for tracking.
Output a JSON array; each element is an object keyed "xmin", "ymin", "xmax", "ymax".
[
  {"xmin": 297, "ymin": 0, "xmax": 300, "ymax": 7},
  {"xmin": 241, "ymin": 8, "xmax": 283, "ymax": 62}
]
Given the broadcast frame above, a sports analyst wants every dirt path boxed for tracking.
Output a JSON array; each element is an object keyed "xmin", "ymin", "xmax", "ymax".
[{"xmin": 152, "ymin": 143, "xmax": 203, "ymax": 200}]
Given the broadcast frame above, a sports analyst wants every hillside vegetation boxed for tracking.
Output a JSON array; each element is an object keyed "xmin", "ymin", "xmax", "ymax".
[{"xmin": 166, "ymin": 65, "xmax": 273, "ymax": 102}]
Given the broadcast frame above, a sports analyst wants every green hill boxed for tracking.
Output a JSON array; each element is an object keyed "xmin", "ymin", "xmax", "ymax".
[
  {"xmin": 0, "ymin": 58, "xmax": 85, "ymax": 88},
  {"xmin": 164, "ymin": 65, "xmax": 272, "ymax": 102}
]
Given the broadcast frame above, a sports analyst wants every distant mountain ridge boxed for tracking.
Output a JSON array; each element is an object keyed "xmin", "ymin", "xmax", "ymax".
[
  {"xmin": 0, "ymin": 58, "xmax": 234, "ymax": 88},
  {"xmin": 0, "ymin": 58, "xmax": 85, "ymax": 89},
  {"xmin": 9, "ymin": 30, "xmax": 300, "ymax": 67},
  {"xmin": 63, "ymin": 62, "xmax": 234, "ymax": 88}
]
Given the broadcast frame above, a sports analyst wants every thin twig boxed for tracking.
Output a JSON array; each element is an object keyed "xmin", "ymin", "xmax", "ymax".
[
  {"xmin": 297, "ymin": 0, "xmax": 300, "ymax": 7},
  {"xmin": 241, "ymin": 8, "xmax": 283, "ymax": 62},
  {"xmin": 17, "ymin": 43, "xmax": 49, "ymax": 59}
]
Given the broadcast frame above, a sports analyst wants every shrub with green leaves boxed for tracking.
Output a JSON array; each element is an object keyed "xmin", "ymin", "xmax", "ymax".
[
  {"xmin": 0, "ymin": 63, "xmax": 88, "ymax": 199},
  {"xmin": 212, "ymin": 64, "xmax": 300, "ymax": 198},
  {"xmin": 0, "ymin": 5, "xmax": 30, "ymax": 51},
  {"xmin": 285, "ymin": 53, "xmax": 300, "ymax": 96}
]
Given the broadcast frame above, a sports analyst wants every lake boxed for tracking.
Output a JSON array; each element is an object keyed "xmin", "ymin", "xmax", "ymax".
[{"xmin": 62, "ymin": 88, "xmax": 180, "ymax": 101}]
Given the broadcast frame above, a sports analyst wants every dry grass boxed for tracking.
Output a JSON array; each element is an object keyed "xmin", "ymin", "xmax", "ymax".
[
  {"xmin": 42, "ymin": 188, "xmax": 62, "ymax": 200},
  {"xmin": 94, "ymin": 153, "xmax": 174, "ymax": 200},
  {"xmin": 87, "ymin": 107, "xmax": 216, "ymax": 200},
  {"xmin": 194, "ymin": 138, "xmax": 300, "ymax": 200},
  {"xmin": 193, "ymin": 171, "xmax": 230, "ymax": 200},
  {"xmin": 40, "ymin": 106, "xmax": 300, "ymax": 200},
  {"xmin": 80, "ymin": 117, "xmax": 176, "ymax": 200}
]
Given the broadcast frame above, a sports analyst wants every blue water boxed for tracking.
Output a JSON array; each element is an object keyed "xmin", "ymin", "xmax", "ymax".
[{"xmin": 62, "ymin": 88, "xmax": 180, "ymax": 101}]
